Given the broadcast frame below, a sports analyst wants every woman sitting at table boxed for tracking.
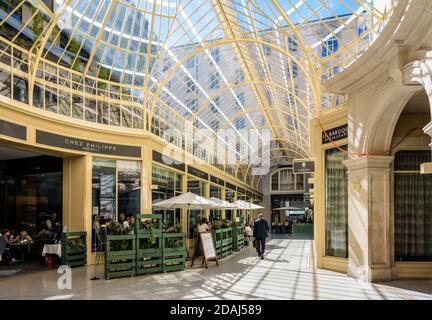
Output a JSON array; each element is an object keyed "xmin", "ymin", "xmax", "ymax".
[{"xmin": 12, "ymin": 230, "xmax": 32, "ymax": 243}]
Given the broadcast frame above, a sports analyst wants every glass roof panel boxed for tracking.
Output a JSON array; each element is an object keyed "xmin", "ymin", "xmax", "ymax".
[{"xmin": 0, "ymin": 0, "xmax": 398, "ymax": 187}]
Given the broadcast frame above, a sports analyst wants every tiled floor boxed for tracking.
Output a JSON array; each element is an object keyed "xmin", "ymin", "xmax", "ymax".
[{"xmin": 1, "ymin": 237, "xmax": 431, "ymax": 300}]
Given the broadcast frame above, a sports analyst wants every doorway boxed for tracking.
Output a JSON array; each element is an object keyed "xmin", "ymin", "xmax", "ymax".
[{"xmin": 0, "ymin": 145, "xmax": 63, "ymax": 275}]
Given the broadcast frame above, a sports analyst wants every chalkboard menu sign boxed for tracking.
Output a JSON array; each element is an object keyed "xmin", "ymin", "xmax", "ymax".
[
  {"xmin": 152, "ymin": 150, "xmax": 185, "ymax": 172},
  {"xmin": 210, "ymin": 175, "xmax": 225, "ymax": 187},
  {"xmin": 191, "ymin": 232, "xmax": 219, "ymax": 269},
  {"xmin": 188, "ymin": 166, "xmax": 209, "ymax": 180},
  {"xmin": 0, "ymin": 119, "xmax": 26, "ymax": 140},
  {"xmin": 36, "ymin": 130, "xmax": 141, "ymax": 157},
  {"xmin": 226, "ymin": 182, "xmax": 236, "ymax": 191},
  {"xmin": 322, "ymin": 124, "xmax": 348, "ymax": 144}
]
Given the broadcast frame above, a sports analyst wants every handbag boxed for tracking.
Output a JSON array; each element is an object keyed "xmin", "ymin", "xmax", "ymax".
[{"xmin": 252, "ymin": 238, "xmax": 257, "ymax": 248}]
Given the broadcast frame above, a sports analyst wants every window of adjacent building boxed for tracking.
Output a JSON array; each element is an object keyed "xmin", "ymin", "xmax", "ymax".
[
  {"xmin": 210, "ymin": 48, "xmax": 219, "ymax": 64},
  {"xmin": 186, "ymin": 57, "xmax": 196, "ymax": 69},
  {"xmin": 234, "ymin": 117, "xmax": 245, "ymax": 130},
  {"xmin": 288, "ymin": 35, "xmax": 298, "ymax": 51},
  {"xmin": 322, "ymin": 36, "xmax": 339, "ymax": 58},
  {"xmin": 263, "ymin": 44, "xmax": 271, "ymax": 56},
  {"xmin": 210, "ymin": 96, "xmax": 219, "ymax": 113},
  {"xmin": 235, "ymin": 69, "xmax": 245, "ymax": 84},
  {"xmin": 358, "ymin": 23, "xmax": 367, "ymax": 36},
  {"xmin": 185, "ymin": 76, "xmax": 196, "ymax": 93},
  {"xmin": 271, "ymin": 172, "xmax": 279, "ymax": 191},
  {"xmin": 186, "ymin": 98, "xmax": 198, "ymax": 113},
  {"xmin": 394, "ymin": 150, "xmax": 432, "ymax": 261},
  {"xmin": 209, "ymin": 72, "xmax": 220, "ymax": 90},
  {"xmin": 325, "ymin": 146, "xmax": 348, "ymax": 258}
]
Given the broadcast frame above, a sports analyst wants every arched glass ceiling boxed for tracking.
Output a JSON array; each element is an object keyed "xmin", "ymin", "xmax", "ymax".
[{"xmin": 0, "ymin": 0, "xmax": 397, "ymax": 188}]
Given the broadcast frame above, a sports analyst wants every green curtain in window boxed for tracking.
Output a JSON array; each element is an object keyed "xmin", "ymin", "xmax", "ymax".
[
  {"xmin": 325, "ymin": 146, "xmax": 348, "ymax": 258},
  {"xmin": 395, "ymin": 151, "xmax": 432, "ymax": 261}
]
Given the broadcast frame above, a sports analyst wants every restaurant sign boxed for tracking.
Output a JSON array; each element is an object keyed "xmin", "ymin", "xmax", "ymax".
[
  {"xmin": 293, "ymin": 159, "xmax": 315, "ymax": 174},
  {"xmin": 0, "ymin": 119, "xmax": 26, "ymax": 140},
  {"xmin": 36, "ymin": 131, "xmax": 141, "ymax": 157},
  {"xmin": 322, "ymin": 124, "xmax": 348, "ymax": 144}
]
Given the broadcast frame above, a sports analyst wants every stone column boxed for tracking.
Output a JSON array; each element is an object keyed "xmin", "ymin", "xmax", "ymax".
[
  {"xmin": 344, "ymin": 156, "xmax": 394, "ymax": 282},
  {"xmin": 63, "ymin": 155, "xmax": 92, "ymax": 263},
  {"xmin": 421, "ymin": 122, "xmax": 432, "ymax": 173},
  {"xmin": 141, "ymin": 145, "xmax": 153, "ymax": 214},
  {"xmin": 203, "ymin": 182, "xmax": 210, "ymax": 220}
]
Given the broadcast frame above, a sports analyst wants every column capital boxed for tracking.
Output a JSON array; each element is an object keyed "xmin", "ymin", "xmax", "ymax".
[
  {"xmin": 343, "ymin": 155, "xmax": 394, "ymax": 172},
  {"xmin": 423, "ymin": 121, "xmax": 432, "ymax": 138}
]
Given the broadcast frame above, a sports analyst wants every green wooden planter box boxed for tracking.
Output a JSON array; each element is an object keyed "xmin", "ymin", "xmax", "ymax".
[
  {"xmin": 162, "ymin": 233, "xmax": 185, "ymax": 272},
  {"xmin": 212, "ymin": 229, "xmax": 223, "ymax": 258},
  {"xmin": 135, "ymin": 213, "xmax": 163, "ymax": 237},
  {"xmin": 105, "ymin": 234, "xmax": 136, "ymax": 279},
  {"xmin": 136, "ymin": 214, "xmax": 163, "ymax": 275},
  {"xmin": 233, "ymin": 225, "xmax": 245, "ymax": 251},
  {"xmin": 292, "ymin": 223, "xmax": 314, "ymax": 238},
  {"xmin": 221, "ymin": 227, "xmax": 233, "ymax": 258},
  {"xmin": 61, "ymin": 232, "xmax": 86, "ymax": 267}
]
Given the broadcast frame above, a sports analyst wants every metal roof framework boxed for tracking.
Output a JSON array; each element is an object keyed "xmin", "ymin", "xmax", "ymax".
[{"xmin": 0, "ymin": 0, "xmax": 397, "ymax": 189}]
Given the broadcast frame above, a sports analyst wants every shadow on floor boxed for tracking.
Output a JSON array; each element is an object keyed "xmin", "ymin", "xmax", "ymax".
[
  {"xmin": 0, "ymin": 262, "xmax": 52, "ymax": 279},
  {"xmin": 378, "ymin": 280, "xmax": 432, "ymax": 295}
]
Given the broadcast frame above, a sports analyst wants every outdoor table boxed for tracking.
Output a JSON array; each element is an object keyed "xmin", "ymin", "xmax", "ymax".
[
  {"xmin": 10, "ymin": 241, "xmax": 33, "ymax": 264},
  {"xmin": 42, "ymin": 243, "xmax": 62, "ymax": 258}
]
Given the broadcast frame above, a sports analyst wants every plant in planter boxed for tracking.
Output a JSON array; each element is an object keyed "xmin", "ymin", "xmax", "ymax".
[
  {"xmin": 221, "ymin": 219, "xmax": 232, "ymax": 228},
  {"xmin": 68, "ymin": 238, "xmax": 85, "ymax": 250},
  {"xmin": 212, "ymin": 220, "xmax": 222, "ymax": 230}
]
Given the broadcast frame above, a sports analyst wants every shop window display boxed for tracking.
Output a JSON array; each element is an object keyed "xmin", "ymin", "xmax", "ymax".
[
  {"xmin": 394, "ymin": 150, "xmax": 432, "ymax": 261},
  {"xmin": 92, "ymin": 158, "xmax": 141, "ymax": 252},
  {"xmin": 325, "ymin": 146, "xmax": 348, "ymax": 258},
  {"xmin": 152, "ymin": 165, "xmax": 182, "ymax": 228}
]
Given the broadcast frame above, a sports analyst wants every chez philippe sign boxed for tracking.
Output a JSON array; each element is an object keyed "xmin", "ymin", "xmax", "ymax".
[
  {"xmin": 322, "ymin": 124, "xmax": 348, "ymax": 145},
  {"xmin": 36, "ymin": 131, "xmax": 141, "ymax": 157}
]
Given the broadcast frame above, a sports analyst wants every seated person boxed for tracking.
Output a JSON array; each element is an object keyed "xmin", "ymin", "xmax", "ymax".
[
  {"xmin": 36, "ymin": 227, "xmax": 56, "ymax": 241},
  {"xmin": 0, "ymin": 229, "xmax": 19, "ymax": 263},
  {"xmin": 122, "ymin": 215, "xmax": 135, "ymax": 234},
  {"xmin": 12, "ymin": 230, "xmax": 32, "ymax": 243}
]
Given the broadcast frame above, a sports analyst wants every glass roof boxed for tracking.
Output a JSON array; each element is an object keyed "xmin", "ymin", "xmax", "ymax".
[{"xmin": 0, "ymin": 0, "xmax": 397, "ymax": 188}]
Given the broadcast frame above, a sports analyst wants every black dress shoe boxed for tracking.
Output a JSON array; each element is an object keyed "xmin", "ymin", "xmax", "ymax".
[{"xmin": 261, "ymin": 255, "xmax": 264, "ymax": 259}]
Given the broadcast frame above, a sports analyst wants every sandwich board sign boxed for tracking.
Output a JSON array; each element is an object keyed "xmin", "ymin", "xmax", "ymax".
[{"xmin": 191, "ymin": 232, "xmax": 219, "ymax": 268}]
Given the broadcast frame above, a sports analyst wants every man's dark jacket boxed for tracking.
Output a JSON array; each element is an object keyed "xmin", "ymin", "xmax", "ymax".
[{"xmin": 253, "ymin": 219, "xmax": 269, "ymax": 238}]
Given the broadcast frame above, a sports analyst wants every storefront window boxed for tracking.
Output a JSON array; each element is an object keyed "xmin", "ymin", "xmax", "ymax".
[
  {"xmin": 394, "ymin": 150, "xmax": 432, "ymax": 261},
  {"xmin": 225, "ymin": 190, "xmax": 236, "ymax": 222},
  {"xmin": 152, "ymin": 165, "xmax": 181, "ymax": 227},
  {"xmin": 92, "ymin": 158, "xmax": 116, "ymax": 220},
  {"xmin": 92, "ymin": 158, "xmax": 141, "ymax": 251},
  {"xmin": 210, "ymin": 184, "xmax": 221, "ymax": 221},
  {"xmin": 187, "ymin": 177, "xmax": 204, "ymax": 239},
  {"xmin": 118, "ymin": 161, "xmax": 141, "ymax": 216},
  {"xmin": 325, "ymin": 146, "xmax": 348, "ymax": 258}
]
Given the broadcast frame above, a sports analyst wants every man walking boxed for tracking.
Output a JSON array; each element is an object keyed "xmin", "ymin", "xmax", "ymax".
[{"xmin": 253, "ymin": 214, "xmax": 269, "ymax": 259}]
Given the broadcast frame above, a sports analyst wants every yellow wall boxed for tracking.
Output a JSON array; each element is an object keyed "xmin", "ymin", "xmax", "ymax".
[
  {"xmin": 0, "ymin": 99, "xmax": 262, "ymax": 264},
  {"xmin": 311, "ymin": 105, "xmax": 348, "ymax": 273}
]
